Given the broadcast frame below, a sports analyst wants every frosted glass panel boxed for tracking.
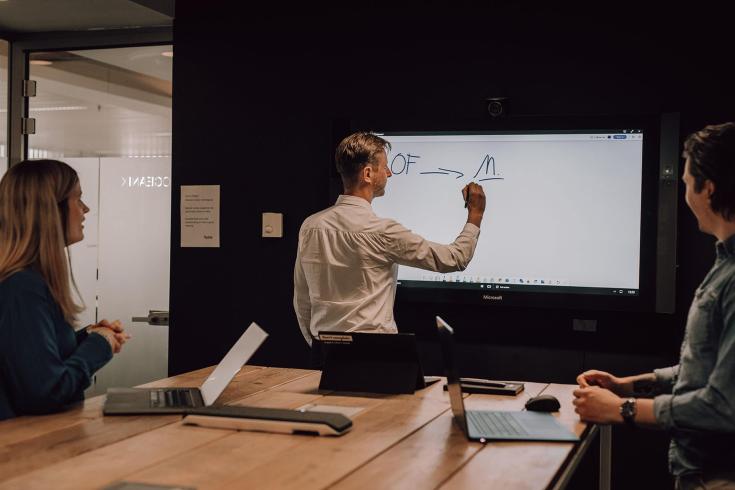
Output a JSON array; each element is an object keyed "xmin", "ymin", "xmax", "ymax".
[
  {"xmin": 27, "ymin": 46, "xmax": 171, "ymax": 159},
  {"xmin": 65, "ymin": 158, "xmax": 101, "ymax": 329},
  {"xmin": 92, "ymin": 157, "xmax": 171, "ymax": 391}
]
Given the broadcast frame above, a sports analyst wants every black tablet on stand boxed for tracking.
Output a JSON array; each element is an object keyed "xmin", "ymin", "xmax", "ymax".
[{"xmin": 317, "ymin": 332, "xmax": 433, "ymax": 394}]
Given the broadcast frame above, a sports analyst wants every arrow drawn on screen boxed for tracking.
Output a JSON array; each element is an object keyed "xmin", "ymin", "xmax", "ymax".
[
  {"xmin": 438, "ymin": 168, "xmax": 464, "ymax": 179},
  {"xmin": 419, "ymin": 168, "xmax": 464, "ymax": 178}
]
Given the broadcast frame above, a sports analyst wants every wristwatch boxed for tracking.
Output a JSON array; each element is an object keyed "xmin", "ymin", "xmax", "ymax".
[{"xmin": 620, "ymin": 398, "xmax": 637, "ymax": 427}]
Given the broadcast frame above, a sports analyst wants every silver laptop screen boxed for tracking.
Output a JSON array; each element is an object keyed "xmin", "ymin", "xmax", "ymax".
[{"xmin": 200, "ymin": 322, "xmax": 268, "ymax": 406}]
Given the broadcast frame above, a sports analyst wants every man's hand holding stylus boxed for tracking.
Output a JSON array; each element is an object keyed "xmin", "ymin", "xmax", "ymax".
[{"xmin": 463, "ymin": 183, "xmax": 486, "ymax": 227}]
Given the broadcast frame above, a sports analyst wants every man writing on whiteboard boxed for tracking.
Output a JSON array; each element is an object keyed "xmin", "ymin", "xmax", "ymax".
[
  {"xmin": 293, "ymin": 132, "xmax": 485, "ymax": 359},
  {"xmin": 573, "ymin": 123, "xmax": 735, "ymax": 489}
]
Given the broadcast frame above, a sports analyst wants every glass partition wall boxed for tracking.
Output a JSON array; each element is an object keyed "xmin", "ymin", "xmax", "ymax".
[{"xmin": 27, "ymin": 46, "xmax": 173, "ymax": 394}]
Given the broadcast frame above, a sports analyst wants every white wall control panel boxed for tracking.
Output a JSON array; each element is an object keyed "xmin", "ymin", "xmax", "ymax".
[{"xmin": 262, "ymin": 212, "xmax": 283, "ymax": 238}]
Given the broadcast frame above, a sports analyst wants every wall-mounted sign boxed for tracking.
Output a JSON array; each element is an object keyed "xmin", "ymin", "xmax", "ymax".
[{"xmin": 180, "ymin": 185, "xmax": 220, "ymax": 248}]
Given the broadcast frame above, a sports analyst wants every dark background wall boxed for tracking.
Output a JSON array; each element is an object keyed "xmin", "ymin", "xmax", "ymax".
[{"xmin": 170, "ymin": 5, "xmax": 734, "ymax": 488}]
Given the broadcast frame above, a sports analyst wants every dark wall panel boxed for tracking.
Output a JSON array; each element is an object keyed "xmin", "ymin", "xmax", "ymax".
[{"xmin": 170, "ymin": 5, "xmax": 734, "ymax": 375}]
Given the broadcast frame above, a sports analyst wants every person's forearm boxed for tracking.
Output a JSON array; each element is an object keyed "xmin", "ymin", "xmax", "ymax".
[
  {"xmin": 467, "ymin": 211, "xmax": 483, "ymax": 228},
  {"xmin": 390, "ymin": 222, "xmax": 479, "ymax": 273},
  {"xmin": 74, "ymin": 327, "xmax": 90, "ymax": 345},
  {"xmin": 633, "ymin": 398, "xmax": 658, "ymax": 427},
  {"xmin": 619, "ymin": 372, "xmax": 658, "ymax": 397},
  {"xmin": 15, "ymin": 334, "xmax": 112, "ymax": 414}
]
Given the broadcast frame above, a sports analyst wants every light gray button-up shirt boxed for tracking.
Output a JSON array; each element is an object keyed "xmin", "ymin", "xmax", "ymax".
[
  {"xmin": 294, "ymin": 195, "xmax": 480, "ymax": 345},
  {"xmin": 653, "ymin": 234, "xmax": 735, "ymax": 476}
]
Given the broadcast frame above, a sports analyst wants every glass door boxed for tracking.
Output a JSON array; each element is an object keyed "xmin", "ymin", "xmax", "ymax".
[{"xmin": 27, "ymin": 45, "xmax": 173, "ymax": 394}]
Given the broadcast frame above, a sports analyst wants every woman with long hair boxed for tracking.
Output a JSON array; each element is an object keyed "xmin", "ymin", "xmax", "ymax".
[{"xmin": 0, "ymin": 159, "xmax": 129, "ymax": 420}]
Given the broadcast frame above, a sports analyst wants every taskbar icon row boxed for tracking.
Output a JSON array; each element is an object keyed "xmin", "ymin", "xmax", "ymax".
[{"xmin": 418, "ymin": 274, "xmax": 568, "ymax": 287}]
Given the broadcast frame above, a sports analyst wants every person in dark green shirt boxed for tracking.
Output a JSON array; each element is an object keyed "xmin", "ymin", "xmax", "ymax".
[{"xmin": 0, "ymin": 159, "xmax": 129, "ymax": 420}]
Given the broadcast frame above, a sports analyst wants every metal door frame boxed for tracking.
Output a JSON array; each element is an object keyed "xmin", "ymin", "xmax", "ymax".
[{"xmin": 4, "ymin": 26, "xmax": 172, "ymax": 166}]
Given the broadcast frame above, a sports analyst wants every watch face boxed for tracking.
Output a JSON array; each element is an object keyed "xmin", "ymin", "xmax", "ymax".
[{"xmin": 621, "ymin": 399, "xmax": 636, "ymax": 418}]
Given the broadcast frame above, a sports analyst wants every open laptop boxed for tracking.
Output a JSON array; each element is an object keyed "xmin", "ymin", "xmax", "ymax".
[
  {"xmin": 436, "ymin": 316, "xmax": 579, "ymax": 442},
  {"xmin": 103, "ymin": 322, "xmax": 268, "ymax": 415}
]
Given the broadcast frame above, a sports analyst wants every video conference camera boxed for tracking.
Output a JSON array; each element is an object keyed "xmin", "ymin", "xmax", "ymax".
[{"xmin": 486, "ymin": 97, "xmax": 509, "ymax": 118}]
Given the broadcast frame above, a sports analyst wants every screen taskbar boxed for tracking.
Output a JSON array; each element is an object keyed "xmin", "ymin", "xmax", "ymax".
[{"xmin": 396, "ymin": 280, "xmax": 639, "ymax": 296}]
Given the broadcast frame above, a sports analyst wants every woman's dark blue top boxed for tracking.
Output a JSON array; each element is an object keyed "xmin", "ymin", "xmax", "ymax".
[{"xmin": 0, "ymin": 269, "xmax": 112, "ymax": 420}]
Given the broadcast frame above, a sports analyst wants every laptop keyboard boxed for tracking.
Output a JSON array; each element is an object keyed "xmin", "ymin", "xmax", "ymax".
[
  {"xmin": 467, "ymin": 411, "xmax": 529, "ymax": 436},
  {"xmin": 150, "ymin": 389, "xmax": 196, "ymax": 408}
]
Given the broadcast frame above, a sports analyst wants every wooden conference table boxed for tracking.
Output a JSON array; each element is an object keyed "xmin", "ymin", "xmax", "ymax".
[{"xmin": 0, "ymin": 366, "xmax": 610, "ymax": 490}]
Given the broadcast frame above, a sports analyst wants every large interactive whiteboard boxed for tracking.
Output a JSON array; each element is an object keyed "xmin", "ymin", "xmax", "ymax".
[{"xmin": 371, "ymin": 131, "xmax": 643, "ymax": 291}]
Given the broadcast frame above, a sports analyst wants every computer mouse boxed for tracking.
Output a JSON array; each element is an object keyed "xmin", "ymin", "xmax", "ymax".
[{"xmin": 524, "ymin": 394, "xmax": 561, "ymax": 412}]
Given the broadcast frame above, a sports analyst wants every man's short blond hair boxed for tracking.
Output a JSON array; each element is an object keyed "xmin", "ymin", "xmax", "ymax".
[{"xmin": 335, "ymin": 132, "xmax": 391, "ymax": 186}]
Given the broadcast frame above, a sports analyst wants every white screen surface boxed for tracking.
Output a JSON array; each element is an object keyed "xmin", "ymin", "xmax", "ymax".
[{"xmin": 371, "ymin": 132, "xmax": 643, "ymax": 292}]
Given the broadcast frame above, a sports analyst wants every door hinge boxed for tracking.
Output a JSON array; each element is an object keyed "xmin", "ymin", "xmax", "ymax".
[
  {"xmin": 23, "ymin": 80, "xmax": 37, "ymax": 97},
  {"xmin": 21, "ymin": 118, "xmax": 36, "ymax": 135}
]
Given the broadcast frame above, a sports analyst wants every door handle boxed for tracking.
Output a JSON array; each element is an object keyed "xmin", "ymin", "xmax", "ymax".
[{"xmin": 132, "ymin": 310, "xmax": 169, "ymax": 326}]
